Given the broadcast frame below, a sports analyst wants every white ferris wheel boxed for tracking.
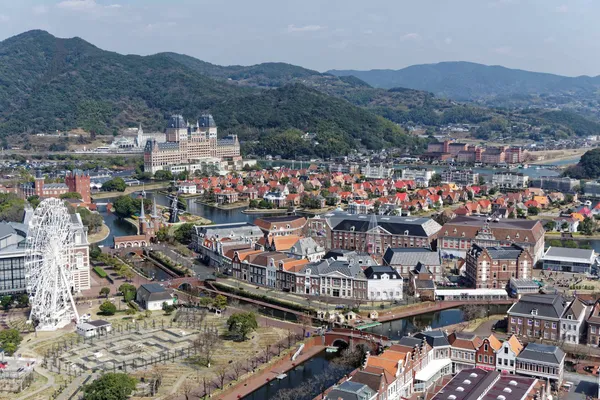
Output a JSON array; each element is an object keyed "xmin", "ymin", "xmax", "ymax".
[{"xmin": 25, "ymin": 198, "xmax": 80, "ymax": 331}]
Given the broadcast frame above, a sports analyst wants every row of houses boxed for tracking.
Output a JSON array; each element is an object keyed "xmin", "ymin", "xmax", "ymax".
[{"xmin": 323, "ymin": 329, "xmax": 563, "ymax": 400}]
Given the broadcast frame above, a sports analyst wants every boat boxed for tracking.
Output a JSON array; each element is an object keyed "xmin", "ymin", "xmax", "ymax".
[{"xmin": 326, "ymin": 346, "xmax": 339, "ymax": 353}]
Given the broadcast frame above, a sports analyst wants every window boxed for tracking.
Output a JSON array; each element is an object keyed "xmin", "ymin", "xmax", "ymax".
[
  {"xmin": 478, "ymin": 355, "xmax": 482, "ymax": 362},
  {"xmin": 552, "ymin": 322, "xmax": 557, "ymax": 329},
  {"xmin": 484, "ymin": 344, "xmax": 488, "ymax": 351}
]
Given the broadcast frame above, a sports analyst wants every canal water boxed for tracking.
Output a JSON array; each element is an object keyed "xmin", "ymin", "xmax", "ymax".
[{"xmin": 241, "ymin": 350, "xmax": 342, "ymax": 400}]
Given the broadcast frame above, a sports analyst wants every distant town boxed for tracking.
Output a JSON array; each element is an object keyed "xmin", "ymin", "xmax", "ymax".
[{"xmin": 0, "ymin": 113, "xmax": 600, "ymax": 400}]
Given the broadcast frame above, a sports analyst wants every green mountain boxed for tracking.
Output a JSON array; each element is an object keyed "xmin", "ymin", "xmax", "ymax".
[
  {"xmin": 0, "ymin": 30, "xmax": 422, "ymax": 156},
  {"xmin": 328, "ymin": 61, "xmax": 600, "ymax": 104}
]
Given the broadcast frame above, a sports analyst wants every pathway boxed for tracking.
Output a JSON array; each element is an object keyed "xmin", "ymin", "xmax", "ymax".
[{"xmin": 16, "ymin": 366, "xmax": 54, "ymax": 400}]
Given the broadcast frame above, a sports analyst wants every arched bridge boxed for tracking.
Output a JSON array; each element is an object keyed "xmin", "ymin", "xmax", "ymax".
[
  {"xmin": 165, "ymin": 277, "xmax": 202, "ymax": 291},
  {"xmin": 323, "ymin": 328, "xmax": 391, "ymax": 353}
]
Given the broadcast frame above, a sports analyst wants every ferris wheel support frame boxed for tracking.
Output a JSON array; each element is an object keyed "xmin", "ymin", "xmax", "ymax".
[{"xmin": 25, "ymin": 198, "xmax": 80, "ymax": 331}]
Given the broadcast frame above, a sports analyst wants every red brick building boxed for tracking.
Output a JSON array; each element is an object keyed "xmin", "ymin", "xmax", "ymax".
[{"xmin": 465, "ymin": 243, "xmax": 533, "ymax": 289}]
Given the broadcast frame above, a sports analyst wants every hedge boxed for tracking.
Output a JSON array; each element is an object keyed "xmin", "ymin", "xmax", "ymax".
[{"xmin": 93, "ymin": 266, "xmax": 108, "ymax": 278}]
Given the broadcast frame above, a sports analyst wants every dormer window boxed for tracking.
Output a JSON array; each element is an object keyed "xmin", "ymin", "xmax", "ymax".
[
  {"xmin": 404, "ymin": 230, "xmax": 409, "ymax": 236},
  {"xmin": 453, "ymin": 228, "xmax": 457, "ymax": 233},
  {"xmin": 531, "ymin": 309, "xmax": 538, "ymax": 316},
  {"xmin": 445, "ymin": 231, "xmax": 448, "ymax": 236},
  {"xmin": 461, "ymin": 232, "xmax": 465, "ymax": 237},
  {"xmin": 515, "ymin": 233, "xmax": 520, "ymax": 238},
  {"xmin": 567, "ymin": 315, "xmax": 572, "ymax": 320},
  {"xmin": 509, "ymin": 380, "xmax": 518, "ymax": 386}
]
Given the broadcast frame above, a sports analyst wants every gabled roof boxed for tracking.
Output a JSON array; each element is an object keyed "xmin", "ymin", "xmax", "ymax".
[
  {"xmin": 448, "ymin": 332, "xmax": 483, "ymax": 350},
  {"xmin": 485, "ymin": 334, "xmax": 502, "ymax": 352},
  {"xmin": 505, "ymin": 334, "xmax": 523, "ymax": 355}
]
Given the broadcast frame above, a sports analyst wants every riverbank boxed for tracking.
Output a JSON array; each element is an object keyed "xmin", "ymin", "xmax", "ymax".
[
  {"xmin": 195, "ymin": 199, "xmax": 249, "ymax": 210},
  {"xmin": 91, "ymin": 181, "xmax": 171, "ymax": 199},
  {"xmin": 545, "ymin": 232, "xmax": 600, "ymax": 240},
  {"xmin": 528, "ymin": 148, "xmax": 587, "ymax": 165},
  {"xmin": 242, "ymin": 208, "xmax": 289, "ymax": 214},
  {"xmin": 87, "ymin": 223, "xmax": 110, "ymax": 243}
]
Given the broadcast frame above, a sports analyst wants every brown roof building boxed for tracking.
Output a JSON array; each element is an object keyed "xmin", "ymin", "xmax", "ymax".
[
  {"xmin": 465, "ymin": 243, "xmax": 534, "ymax": 289},
  {"xmin": 440, "ymin": 217, "xmax": 545, "ymax": 262}
]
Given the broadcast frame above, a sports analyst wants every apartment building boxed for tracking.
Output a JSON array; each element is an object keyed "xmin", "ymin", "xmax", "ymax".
[
  {"xmin": 507, "ymin": 294, "xmax": 566, "ymax": 341},
  {"xmin": 559, "ymin": 297, "xmax": 590, "ymax": 345},
  {"xmin": 440, "ymin": 216, "xmax": 545, "ymax": 262},
  {"xmin": 448, "ymin": 332, "xmax": 481, "ymax": 374},
  {"xmin": 586, "ymin": 299, "xmax": 600, "ymax": 347},
  {"xmin": 382, "ymin": 247, "xmax": 443, "ymax": 281},
  {"xmin": 441, "ymin": 169, "xmax": 479, "ymax": 186},
  {"xmin": 530, "ymin": 176, "xmax": 579, "ymax": 193},
  {"xmin": 491, "ymin": 172, "xmax": 529, "ymax": 188},
  {"xmin": 475, "ymin": 334, "xmax": 502, "ymax": 370},
  {"xmin": 465, "ymin": 244, "xmax": 533, "ymax": 289}
]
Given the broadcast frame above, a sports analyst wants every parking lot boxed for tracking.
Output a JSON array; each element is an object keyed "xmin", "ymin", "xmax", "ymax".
[{"xmin": 562, "ymin": 372, "xmax": 599, "ymax": 400}]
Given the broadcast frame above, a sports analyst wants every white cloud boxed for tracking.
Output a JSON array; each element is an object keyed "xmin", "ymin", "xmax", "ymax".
[
  {"xmin": 555, "ymin": 5, "xmax": 568, "ymax": 13},
  {"xmin": 400, "ymin": 33, "xmax": 420, "ymax": 41},
  {"xmin": 56, "ymin": 0, "xmax": 122, "ymax": 11},
  {"xmin": 494, "ymin": 46, "xmax": 512, "ymax": 55},
  {"xmin": 444, "ymin": 37, "xmax": 453, "ymax": 45},
  {"xmin": 0, "ymin": 14, "xmax": 8, "ymax": 22},
  {"xmin": 287, "ymin": 24, "xmax": 326, "ymax": 33},
  {"xmin": 56, "ymin": 0, "xmax": 97, "ymax": 10},
  {"xmin": 32, "ymin": 5, "xmax": 49, "ymax": 15}
]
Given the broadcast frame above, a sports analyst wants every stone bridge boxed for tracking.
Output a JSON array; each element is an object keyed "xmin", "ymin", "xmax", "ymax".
[
  {"xmin": 165, "ymin": 277, "xmax": 203, "ymax": 291},
  {"xmin": 323, "ymin": 328, "xmax": 390, "ymax": 353}
]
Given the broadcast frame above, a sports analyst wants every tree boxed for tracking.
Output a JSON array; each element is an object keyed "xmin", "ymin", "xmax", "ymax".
[
  {"xmin": 227, "ymin": 312, "xmax": 258, "ymax": 341},
  {"xmin": 527, "ymin": 206, "xmax": 540, "ymax": 216},
  {"xmin": 1, "ymin": 295, "xmax": 12, "ymax": 310},
  {"xmin": 154, "ymin": 170, "xmax": 173, "ymax": 181},
  {"xmin": 99, "ymin": 287, "xmax": 110, "ymax": 298},
  {"xmin": 17, "ymin": 294, "xmax": 29, "ymax": 307},
  {"xmin": 82, "ymin": 373, "xmax": 137, "ymax": 400},
  {"xmin": 27, "ymin": 195, "xmax": 41, "ymax": 208},
  {"xmin": 212, "ymin": 294, "xmax": 227, "ymax": 311},
  {"xmin": 478, "ymin": 175, "xmax": 486, "ymax": 186},
  {"xmin": 60, "ymin": 192, "xmax": 82, "ymax": 200},
  {"xmin": 249, "ymin": 199, "xmax": 258, "ymax": 208},
  {"xmin": 162, "ymin": 302, "xmax": 175, "ymax": 315},
  {"xmin": 99, "ymin": 301, "xmax": 117, "ymax": 315},
  {"xmin": 174, "ymin": 223, "xmax": 194, "ymax": 245},
  {"xmin": 89, "ymin": 244, "xmax": 102, "ymax": 259},
  {"xmin": 77, "ymin": 207, "xmax": 104, "ymax": 233},
  {"xmin": 544, "ymin": 220, "xmax": 556, "ymax": 231},
  {"xmin": 102, "ymin": 177, "xmax": 127, "ymax": 192},
  {"xmin": 118, "ymin": 283, "xmax": 136, "ymax": 301},
  {"xmin": 561, "ymin": 221, "xmax": 569, "ymax": 231},
  {"xmin": 579, "ymin": 217, "xmax": 595, "ymax": 236},
  {"xmin": 199, "ymin": 297, "xmax": 212, "ymax": 308},
  {"xmin": 156, "ymin": 226, "xmax": 170, "ymax": 242},
  {"xmin": 508, "ymin": 211, "xmax": 515, "ymax": 219},
  {"xmin": 0, "ymin": 328, "xmax": 22, "ymax": 356},
  {"xmin": 113, "ymin": 195, "xmax": 137, "ymax": 219},
  {"xmin": 429, "ymin": 173, "xmax": 442, "ymax": 186}
]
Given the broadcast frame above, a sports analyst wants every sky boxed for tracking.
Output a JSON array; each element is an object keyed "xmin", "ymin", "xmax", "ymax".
[{"xmin": 0, "ymin": 0, "xmax": 598, "ymax": 76}]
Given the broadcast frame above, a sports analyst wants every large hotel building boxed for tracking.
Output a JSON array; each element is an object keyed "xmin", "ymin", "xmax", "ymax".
[{"xmin": 144, "ymin": 114, "xmax": 243, "ymax": 174}]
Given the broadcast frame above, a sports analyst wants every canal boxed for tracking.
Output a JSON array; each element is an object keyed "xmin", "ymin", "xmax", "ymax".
[{"xmin": 241, "ymin": 350, "xmax": 344, "ymax": 400}]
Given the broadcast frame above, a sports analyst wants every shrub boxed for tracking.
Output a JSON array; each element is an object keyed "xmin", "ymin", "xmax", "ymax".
[{"xmin": 93, "ymin": 266, "xmax": 108, "ymax": 278}]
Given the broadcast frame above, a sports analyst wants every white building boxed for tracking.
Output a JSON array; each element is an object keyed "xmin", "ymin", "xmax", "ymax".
[
  {"xmin": 559, "ymin": 298, "xmax": 590, "ymax": 345},
  {"xmin": 363, "ymin": 164, "xmax": 393, "ymax": 179},
  {"xmin": 400, "ymin": 168, "xmax": 434, "ymax": 187},
  {"xmin": 492, "ymin": 172, "xmax": 529, "ymax": 188},
  {"xmin": 365, "ymin": 266, "xmax": 403, "ymax": 301},
  {"xmin": 287, "ymin": 237, "xmax": 325, "ymax": 262},
  {"xmin": 496, "ymin": 334, "xmax": 523, "ymax": 374},
  {"xmin": 76, "ymin": 320, "xmax": 112, "ymax": 337},
  {"xmin": 177, "ymin": 182, "xmax": 197, "ymax": 195},
  {"xmin": 441, "ymin": 169, "xmax": 479, "ymax": 186},
  {"xmin": 136, "ymin": 283, "xmax": 175, "ymax": 311}
]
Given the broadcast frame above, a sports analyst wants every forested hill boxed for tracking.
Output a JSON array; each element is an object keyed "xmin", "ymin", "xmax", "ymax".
[
  {"xmin": 327, "ymin": 61, "xmax": 600, "ymax": 100},
  {"xmin": 0, "ymin": 30, "xmax": 422, "ymax": 156}
]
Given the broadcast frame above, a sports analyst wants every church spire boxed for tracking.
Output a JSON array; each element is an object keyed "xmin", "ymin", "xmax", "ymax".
[
  {"xmin": 140, "ymin": 196, "xmax": 146, "ymax": 221},
  {"xmin": 152, "ymin": 195, "xmax": 158, "ymax": 218}
]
